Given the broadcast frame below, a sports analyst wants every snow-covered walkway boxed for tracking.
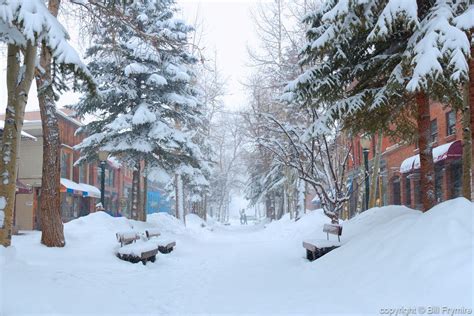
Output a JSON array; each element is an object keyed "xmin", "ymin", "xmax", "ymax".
[{"xmin": 1, "ymin": 198, "xmax": 473, "ymax": 315}]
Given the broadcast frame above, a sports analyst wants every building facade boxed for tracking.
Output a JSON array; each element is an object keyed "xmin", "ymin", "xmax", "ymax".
[
  {"xmin": 345, "ymin": 100, "xmax": 473, "ymax": 217},
  {"xmin": 3, "ymin": 109, "xmax": 171, "ymax": 231}
]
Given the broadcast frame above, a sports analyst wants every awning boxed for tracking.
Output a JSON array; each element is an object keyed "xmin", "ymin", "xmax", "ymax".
[
  {"xmin": 60, "ymin": 178, "xmax": 83, "ymax": 194},
  {"xmin": 78, "ymin": 183, "xmax": 101, "ymax": 198},
  {"xmin": 60, "ymin": 178, "xmax": 101, "ymax": 198},
  {"xmin": 400, "ymin": 140, "xmax": 462, "ymax": 173}
]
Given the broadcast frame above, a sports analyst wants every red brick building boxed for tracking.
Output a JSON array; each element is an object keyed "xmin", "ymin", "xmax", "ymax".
[{"xmin": 346, "ymin": 100, "xmax": 473, "ymax": 217}]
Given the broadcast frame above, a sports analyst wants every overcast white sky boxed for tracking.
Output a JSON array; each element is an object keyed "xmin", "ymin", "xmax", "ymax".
[{"xmin": 0, "ymin": 0, "xmax": 264, "ymax": 113}]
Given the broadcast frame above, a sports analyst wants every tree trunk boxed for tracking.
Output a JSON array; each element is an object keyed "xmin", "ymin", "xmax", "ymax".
[
  {"xmin": 469, "ymin": 39, "xmax": 474, "ymax": 200},
  {"xmin": 462, "ymin": 83, "xmax": 472, "ymax": 200},
  {"xmin": 369, "ymin": 130, "xmax": 383, "ymax": 208},
  {"xmin": 36, "ymin": 0, "xmax": 65, "ymax": 247},
  {"xmin": 175, "ymin": 174, "xmax": 180, "ymax": 219},
  {"xmin": 131, "ymin": 162, "xmax": 140, "ymax": 220},
  {"xmin": 142, "ymin": 164, "xmax": 147, "ymax": 222},
  {"xmin": 296, "ymin": 178, "xmax": 305, "ymax": 221},
  {"xmin": 416, "ymin": 91, "xmax": 436, "ymax": 212},
  {"xmin": 0, "ymin": 42, "xmax": 37, "ymax": 247},
  {"xmin": 203, "ymin": 195, "xmax": 207, "ymax": 221}
]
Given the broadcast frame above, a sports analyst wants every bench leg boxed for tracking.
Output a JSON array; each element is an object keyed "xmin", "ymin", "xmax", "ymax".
[{"xmin": 306, "ymin": 249, "xmax": 316, "ymax": 261}]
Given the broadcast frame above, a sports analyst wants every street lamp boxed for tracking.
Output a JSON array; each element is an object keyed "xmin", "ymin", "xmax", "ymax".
[
  {"xmin": 360, "ymin": 135, "xmax": 371, "ymax": 211},
  {"xmin": 98, "ymin": 150, "xmax": 109, "ymax": 211}
]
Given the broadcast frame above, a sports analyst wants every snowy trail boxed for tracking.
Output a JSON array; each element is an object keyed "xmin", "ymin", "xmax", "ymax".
[
  {"xmin": 3, "ymin": 222, "xmax": 316, "ymax": 315},
  {"xmin": 2, "ymin": 200, "xmax": 473, "ymax": 315}
]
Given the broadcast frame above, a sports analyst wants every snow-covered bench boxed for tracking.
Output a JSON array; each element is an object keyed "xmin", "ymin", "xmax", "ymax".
[
  {"xmin": 145, "ymin": 229, "xmax": 176, "ymax": 254},
  {"xmin": 116, "ymin": 240, "xmax": 159, "ymax": 265},
  {"xmin": 116, "ymin": 231, "xmax": 140, "ymax": 246},
  {"xmin": 145, "ymin": 228, "xmax": 161, "ymax": 239},
  {"xmin": 302, "ymin": 223, "xmax": 343, "ymax": 261},
  {"xmin": 323, "ymin": 223, "xmax": 342, "ymax": 242}
]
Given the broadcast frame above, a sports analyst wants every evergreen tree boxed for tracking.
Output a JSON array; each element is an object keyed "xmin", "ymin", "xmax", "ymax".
[
  {"xmin": 73, "ymin": 0, "xmax": 209, "ymax": 218},
  {"xmin": 286, "ymin": 0, "xmax": 472, "ymax": 211}
]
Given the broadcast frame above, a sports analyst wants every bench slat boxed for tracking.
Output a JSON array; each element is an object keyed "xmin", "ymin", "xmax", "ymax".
[{"xmin": 323, "ymin": 224, "xmax": 342, "ymax": 236}]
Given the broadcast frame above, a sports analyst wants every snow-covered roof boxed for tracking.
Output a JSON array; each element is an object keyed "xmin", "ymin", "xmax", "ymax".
[{"xmin": 0, "ymin": 120, "xmax": 37, "ymax": 140}]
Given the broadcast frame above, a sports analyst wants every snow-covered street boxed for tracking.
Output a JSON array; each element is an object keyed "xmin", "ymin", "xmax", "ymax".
[{"xmin": 1, "ymin": 198, "xmax": 472, "ymax": 315}]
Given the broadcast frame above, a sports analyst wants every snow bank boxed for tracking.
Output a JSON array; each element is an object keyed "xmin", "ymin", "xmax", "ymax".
[
  {"xmin": 303, "ymin": 198, "xmax": 473, "ymax": 312},
  {"xmin": 147, "ymin": 212, "xmax": 186, "ymax": 235}
]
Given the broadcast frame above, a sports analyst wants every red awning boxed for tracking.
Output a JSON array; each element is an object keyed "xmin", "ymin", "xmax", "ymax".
[{"xmin": 400, "ymin": 140, "xmax": 462, "ymax": 173}]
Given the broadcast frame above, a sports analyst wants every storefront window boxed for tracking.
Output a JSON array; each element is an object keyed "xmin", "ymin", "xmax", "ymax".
[
  {"xmin": 391, "ymin": 176, "xmax": 401, "ymax": 205},
  {"xmin": 404, "ymin": 175, "xmax": 411, "ymax": 206},
  {"xmin": 450, "ymin": 161, "xmax": 462, "ymax": 198},
  {"xmin": 434, "ymin": 164, "xmax": 443, "ymax": 202},
  {"xmin": 414, "ymin": 176, "xmax": 422, "ymax": 209}
]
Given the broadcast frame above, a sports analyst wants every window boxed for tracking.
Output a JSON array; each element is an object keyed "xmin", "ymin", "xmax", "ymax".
[
  {"xmin": 78, "ymin": 163, "xmax": 87, "ymax": 183},
  {"xmin": 414, "ymin": 177, "xmax": 422, "ymax": 209},
  {"xmin": 435, "ymin": 164, "xmax": 443, "ymax": 203},
  {"xmin": 60, "ymin": 151, "xmax": 71, "ymax": 179},
  {"xmin": 450, "ymin": 161, "xmax": 462, "ymax": 198},
  {"xmin": 446, "ymin": 111, "xmax": 456, "ymax": 136},
  {"xmin": 391, "ymin": 176, "xmax": 401, "ymax": 205},
  {"xmin": 404, "ymin": 175, "xmax": 411, "ymax": 206},
  {"xmin": 430, "ymin": 119, "xmax": 438, "ymax": 143}
]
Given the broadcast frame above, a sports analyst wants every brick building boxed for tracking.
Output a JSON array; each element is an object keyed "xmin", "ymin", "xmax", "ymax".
[
  {"xmin": 346, "ymin": 100, "xmax": 473, "ymax": 217},
  {"xmin": 2, "ymin": 109, "xmax": 171, "ymax": 231}
]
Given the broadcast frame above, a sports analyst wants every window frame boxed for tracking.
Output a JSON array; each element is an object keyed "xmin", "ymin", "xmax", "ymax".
[
  {"xmin": 446, "ymin": 111, "xmax": 456, "ymax": 136},
  {"xmin": 430, "ymin": 119, "xmax": 438, "ymax": 144}
]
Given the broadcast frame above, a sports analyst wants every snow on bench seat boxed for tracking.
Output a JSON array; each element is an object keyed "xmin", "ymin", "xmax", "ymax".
[
  {"xmin": 302, "ymin": 239, "xmax": 341, "ymax": 261},
  {"xmin": 117, "ymin": 240, "xmax": 158, "ymax": 257},
  {"xmin": 302, "ymin": 239, "xmax": 341, "ymax": 251},
  {"xmin": 116, "ymin": 240, "xmax": 159, "ymax": 265},
  {"xmin": 152, "ymin": 236, "xmax": 176, "ymax": 254}
]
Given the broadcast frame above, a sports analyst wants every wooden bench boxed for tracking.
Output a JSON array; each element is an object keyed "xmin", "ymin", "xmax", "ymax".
[
  {"xmin": 116, "ymin": 241, "xmax": 159, "ymax": 265},
  {"xmin": 323, "ymin": 223, "xmax": 343, "ymax": 242},
  {"xmin": 145, "ymin": 229, "xmax": 161, "ymax": 239},
  {"xmin": 145, "ymin": 229, "xmax": 176, "ymax": 254},
  {"xmin": 158, "ymin": 241, "xmax": 176, "ymax": 254},
  {"xmin": 302, "ymin": 223, "xmax": 343, "ymax": 261},
  {"xmin": 303, "ymin": 240, "xmax": 341, "ymax": 261},
  {"xmin": 116, "ymin": 231, "xmax": 140, "ymax": 246}
]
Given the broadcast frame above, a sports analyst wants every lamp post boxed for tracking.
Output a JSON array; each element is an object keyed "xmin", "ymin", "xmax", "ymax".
[
  {"xmin": 360, "ymin": 135, "xmax": 371, "ymax": 211},
  {"xmin": 98, "ymin": 150, "xmax": 109, "ymax": 211}
]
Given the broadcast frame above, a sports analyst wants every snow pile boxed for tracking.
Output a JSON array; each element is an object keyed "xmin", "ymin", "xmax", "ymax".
[
  {"xmin": 302, "ymin": 198, "xmax": 473, "ymax": 312},
  {"xmin": 185, "ymin": 213, "xmax": 215, "ymax": 234},
  {"xmin": 147, "ymin": 212, "xmax": 186, "ymax": 235},
  {"xmin": 262, "ymin": 209, "xmax": 332, "ymax": 239}
]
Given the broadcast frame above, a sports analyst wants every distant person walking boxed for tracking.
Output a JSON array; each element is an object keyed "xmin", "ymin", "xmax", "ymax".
[{"xmin": 243, "ymin": 209, "xmax": 248, "ymax": 225}]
